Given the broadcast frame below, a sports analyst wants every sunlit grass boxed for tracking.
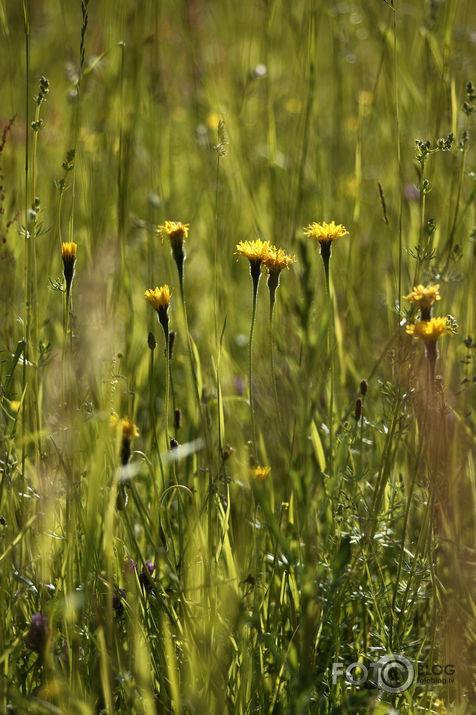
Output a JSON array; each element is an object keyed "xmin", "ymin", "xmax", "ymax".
[{"xmin": 0, "ymin": 0, "xmax": 475, "ymax": 712}]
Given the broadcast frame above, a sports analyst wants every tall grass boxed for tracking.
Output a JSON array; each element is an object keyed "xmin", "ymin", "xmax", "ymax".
[{"xmin": 0, "ymin": 0, "xmax": 475, "ymax": 712}]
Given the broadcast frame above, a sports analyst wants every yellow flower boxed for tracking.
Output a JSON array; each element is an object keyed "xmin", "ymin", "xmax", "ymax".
[
  {"xmin": 110, "ymin": 414, "xmax": 140, "ymax": 439},
  {"xmin": 404, "ymin": 284, "xmax": 441, "ymax": 309},
  {"xmin": 8, "ymin": 400, "xmax": 21, "ymax": 413},
  {"xmin": 262, "ymin": 246, "xmax": 296, "ymax": 273},
  {"xmin": 206, "ymin": 112, "xmax": 221, "ymax": 130},
  {"xmin": 157, "ymin": 221, "xmax": 189, "ymax": 245},
  {"xmin": 406, "ymin": 317, "xmax": 451, "ymax": 344},
  {"xmin": 62, "ymin": 242, "xmax": 77, "ymax": 287},
  {"xmin": 303, "ymin": 221, "xmax": 349, "ymax": 246},
  {"xmin": 145, "ymin": 285, "xmax": 171, "ymax": 312},
  {"xmin": 61, "ymin": 242, "xmax": 77, "ymax": 261},
  {"xmin": 251, "ymin": 465, "xmax": 271, "ymax": 482},
  {"xmin": 235, "ymin": 238, "xmax": 271, "ymax": 265},
  {"xmin": 111, "ymin": 415, "xmax": 139, "ymax": 467}
]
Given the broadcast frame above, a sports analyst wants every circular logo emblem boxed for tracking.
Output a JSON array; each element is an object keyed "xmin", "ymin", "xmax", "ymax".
[{"xmin": 375, "ymin": 654, "xmax": 414, "ymax": 693}]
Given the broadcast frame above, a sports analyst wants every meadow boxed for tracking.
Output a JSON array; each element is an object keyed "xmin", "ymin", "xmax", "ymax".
[{"xmin": 0, "ymin": 0, "xmax": 475, "ymax": 712}]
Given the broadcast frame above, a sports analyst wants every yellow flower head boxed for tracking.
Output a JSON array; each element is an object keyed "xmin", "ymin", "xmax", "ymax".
[
  {"xmin": 432, "ymin": 699, "xmax": 447, "ymax": 715},
  {"xmin": 251, "ymin": 465, "xmax": 271, "ymax": 482},
  {"xmin": 406, "ymin": 317, "xmax": 451, "ymax": 344},
  {"xmin": 110, "ymin": 414, "xmax": 140, "ymax": 439},
  {"xmin": 145, "ymin": 285, "xmax": 171, "ymax": 312},
  {"xmin": 62, "ymin": 242, "xmax": 77, "ymax": 286},
  {"xmin": 262, "ymin": 246, "xmax": 296, "ymax": 274},
  {"xmin": 303, "ymin": 221, "xmax": 349, "ymax": 246},
  {"xmin": 8, "ymin": 400, "xmax": 21, "ymax": 414},
  {"xmin": 158, "ymin": 221, "xmax": 189, "ymax": 245},
  {"xmin": 62, "ymin": 242, "xmax": 77, "ymax": 261},
  {"xmin": 404, "ymin": 284, "xmax": 441, "ymax": 309},
  {"xmin": 235, "ymin": 238, "xmax": 271, "ymax": 265}
]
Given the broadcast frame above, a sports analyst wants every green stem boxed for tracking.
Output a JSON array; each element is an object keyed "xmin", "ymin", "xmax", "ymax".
[
  {"xmin": 268, "ymin": 281, "xmax": 281, "ymax": 428},
  {"xmin": 20, "ymin": 0, "xmax": 30, "ymax": 526},
  {"xmin": 249, "ymin": 263, "xmax": 261, "ymax": 453},
  {"xmin": 321, "ymin": 243, "xmax": 334, "ymax": 475},
  {"xmin": 162, "ymin": 320, "xmax": 170, "ymax": 458},
  {"xmin": 174, "ymin": 251, "xmax": 214, "ymax": 470},
  {"xmin": 148, "ymin": 343, "xmax": 159, "ymax": 455},
  {"xmin": 214, "ymin": 155, "xmax": 220, "ymax": 344}
]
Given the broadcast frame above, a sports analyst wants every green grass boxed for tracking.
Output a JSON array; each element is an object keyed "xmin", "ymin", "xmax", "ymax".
[{"xmin": 0, "ymin": 0, "xmax": 475, "ymax": 712}]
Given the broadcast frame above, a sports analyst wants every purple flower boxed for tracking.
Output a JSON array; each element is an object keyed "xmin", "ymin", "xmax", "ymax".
[
  {"xmin": 139, "ymin": 561, "xmax": 155, "ymax": 592},
  {"xmin": 234, "ymin": 376, "xmax": 244, "ymax": 395},
  {"xmin": 403, "ymin": 183, "xmax": 420, "ymax": 201},
  {"xmin": 26, "ymin": 613, "xmax": 51, "ymax": 655},
  {"xmin": 124, "ymin": 558, "xmax": 137, "ymax": 576}
]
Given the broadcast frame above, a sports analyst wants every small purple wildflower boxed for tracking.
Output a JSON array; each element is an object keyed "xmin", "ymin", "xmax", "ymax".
[
  {"xmin": 26, "ymin": 613, "xmax": 51, "ymax": 655},
  {"xmin": 403, "ymin": 183, "xmax": 420, "ymax": 201},
  {"xmin": 139, "ymin": 561, "xmax": 155, "ymax": 592}
]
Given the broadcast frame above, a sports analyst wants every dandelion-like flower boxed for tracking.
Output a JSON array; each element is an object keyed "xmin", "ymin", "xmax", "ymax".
[
  {"xmin": 110, "ymin": 415, "xmax": 139, "ymax": 467},
  {"xmin": 145, "ymin": 285, "xmax": 171, "ymax": 334},
  {"xmin": 404, "ymin": 284, "xmax": 440, "ymax": 320},
  {"xmin": 157, "ymin": 221, "xmax": 189, "ymax": 245},
  {"xmin": 406, "ymin": 317, "xmax": 452, "ymax": 390},
  {"xmin": 61, "ymin": 241, "xmax": 77, "ymax": 291},
  {"xmin": 262, "ymin": 246, "xmax": 295, "ymax": 317},
  {"xmin": 236, "ymin": 238, "xmax": 271, "ymax": 266},
  {"xmin": 405, "ymin": 317, "xmax": 450, "ymax": 344},
  {"xmin": 158, "ymin": 221, "xmax": 189, "ymax": 294},
  {"xmin": 251, "ymin": 465, "xmax": 271, "ymax": 482},
  {"xmin": 304, "ymin": 221, "xmax": 349, "ymax": 292},
  {"xmin": 303, "ymin": 221, "xmax": 349, "ymax": 247},
  {"xmin": 145, "ymin": 285, "xmax": 171, "ymax": 312},
  {"xmin": 262, "ymin": 246, "xmax": 296, "ymax": 274}
]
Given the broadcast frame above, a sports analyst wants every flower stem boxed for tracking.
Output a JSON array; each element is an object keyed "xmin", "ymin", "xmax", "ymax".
[
  {"xmin": 321, "ymin": 242, "xmax": 334, "ymax": 475},
  {"xmin": 268, "ymin": 281, "xmax": 281, "ymax": 426},
  {"xmin": 249, "ymin": 263, "xmax": 261, "ymax": 452},
  {"xmin": 160, "ymin": 317, "xmax": 170, "ymax": 458},
  {"xmin": 426, "ymin": 341, "xmax": 437, "ymax": 401}
]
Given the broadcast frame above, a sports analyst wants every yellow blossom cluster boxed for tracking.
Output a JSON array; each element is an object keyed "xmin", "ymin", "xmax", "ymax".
[{"xmin": 235, "ymin": 239, "xmax": 295, "ymax": 273}]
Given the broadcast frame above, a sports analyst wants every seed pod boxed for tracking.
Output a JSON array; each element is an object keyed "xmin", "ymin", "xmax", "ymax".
[
  {"xmin": 354, "ymin": 398, "xmax": 362, "ymax": 421},
  {"xmin": 360, "ymin": 379, "xmax": 368, "ymax": 396}
]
